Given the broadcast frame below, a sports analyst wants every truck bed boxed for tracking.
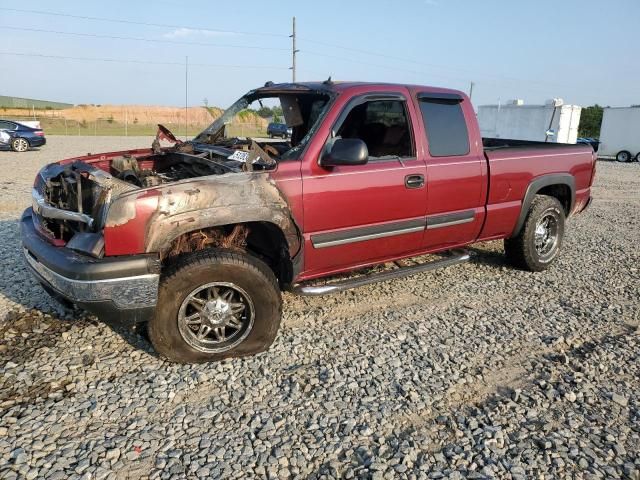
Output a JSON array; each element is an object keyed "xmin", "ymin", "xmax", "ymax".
[{"xmin": 476, "ymin": 137, "xmax": 595, "ymax": 242}]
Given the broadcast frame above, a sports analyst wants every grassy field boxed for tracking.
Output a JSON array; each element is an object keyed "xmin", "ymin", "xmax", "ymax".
[
  {"xmin": 37, "ymin": 119, "xmax": 204, "ymax": 137},
  {"xmin": 1, "ymin": 105, "xmax": 268, "ymax": 137},
  {"xmin": 34, "ymin": 120, "xmax": 267, "ymax": 137}
]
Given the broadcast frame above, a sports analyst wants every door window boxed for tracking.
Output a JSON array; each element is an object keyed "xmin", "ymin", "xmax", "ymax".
[
  {"xmin": 419, "ymin": 98, "xmax": 470, "ymax": 157},
  {"xmin": 336, "ymin": 99, "xmax": 414, "ymax": 159}
]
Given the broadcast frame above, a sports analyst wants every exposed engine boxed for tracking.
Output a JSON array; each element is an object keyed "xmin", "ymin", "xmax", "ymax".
[
  {"xmin": 33, "ymin": 136, "xmax": 282, "ymax": 243},
  {"xmin": 110, "ymin": 138, "xmax": 279, "ymax": 188}
]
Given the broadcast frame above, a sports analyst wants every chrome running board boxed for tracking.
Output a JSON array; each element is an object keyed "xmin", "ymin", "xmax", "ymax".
[{"xmin": 291, "ymin": 249, "xmax": 470, "ymax": 296}]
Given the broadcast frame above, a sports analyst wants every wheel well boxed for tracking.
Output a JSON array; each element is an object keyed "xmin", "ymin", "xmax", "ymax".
[
  {"xmin": 537, "ymin": 184, "xmax": 571, "ymax": 215},
  {"xmin": 160, "ymin": 222, "xmax": 293, "ymax": 286}
]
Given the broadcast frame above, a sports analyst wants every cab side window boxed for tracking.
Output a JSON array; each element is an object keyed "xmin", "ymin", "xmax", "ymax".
[
  {"xmin": 337, "ymin": 99, "xmax": 414, "ymax": 159},
  {"xmin": 419, "ymin": 97, "xmax": 470, "ymax": 157}
]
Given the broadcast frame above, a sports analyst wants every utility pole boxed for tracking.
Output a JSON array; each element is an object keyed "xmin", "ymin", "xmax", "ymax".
[
  {"xmin": 290, "ymin": 17, "xmax": 299, "ymax": 82},
  {"xmin": 469, "ymin": 81, "xmax": 474, "ymax": 101},
  {"xmin": 185, "ymin": 55, "xmax": 189, "ymax": 140}
]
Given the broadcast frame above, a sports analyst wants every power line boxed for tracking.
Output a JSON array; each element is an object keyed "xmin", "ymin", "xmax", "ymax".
[
  {"xmin": 0, "ymin": 25, "xmax": 289, "ymax": 51},
  {"xmin": 299, "ymin": 37, "xmax": 573, "ymax": 90},
  {"xmin": 0, "ymin": 51, "xmax": 289, "ymax": 70},
  {"xmin": 2, "ymin": 7, "xmax": 288, "ymax": 38},
  {"xmin": 302, "ymin": 49, "xmax": 573, "ymax": 93},
  {"xmin": 2, "ymin": 7, "xmax": 573, "ymax": 91},
  {"xmin": 303, "ymin": 50, "xmax": 469, "ymax": 83}
]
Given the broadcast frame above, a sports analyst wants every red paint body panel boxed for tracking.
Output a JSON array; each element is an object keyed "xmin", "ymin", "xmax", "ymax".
[
  {"xmin": 103, "ymin": 192, "xmax": 159, "ymax": 256},
  {"xmin": 270, "ymin": 161, "xmax": 303, "ymax": 228},
  {"xmin": 480, "ymin": 201, "xmax": 522, "ymax": 240},
  {"xmin": 477, "ymin": 146, "xmax": 595, "ymax": 243},
  {"xmin": 300, "ymin": 85, "xmax": 428, "ymax": 275}
]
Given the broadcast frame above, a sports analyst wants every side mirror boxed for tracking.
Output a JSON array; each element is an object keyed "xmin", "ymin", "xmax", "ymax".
[{"xmin": 321, "ymin": 138, "xmax": 368, "ymax": 167}]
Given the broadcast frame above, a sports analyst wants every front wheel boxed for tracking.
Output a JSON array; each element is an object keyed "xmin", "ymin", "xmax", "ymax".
[
  {"xmin": 148, "ymin": 250, "xmax": 282, "ymax": 363},
  {"xmin": 504, "ymin": 195, "xmax": 565, "ymax": 272},
  {"xmin": 10, "ymin": 137, "xmax": 29, "ymax": 152}
]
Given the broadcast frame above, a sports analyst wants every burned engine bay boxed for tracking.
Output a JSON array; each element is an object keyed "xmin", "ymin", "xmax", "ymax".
[
  {"xmin": 33, "ymin": 138, "xmax": 282, "ymax": 243},
  {"xmin": 117, "ymin": 139, "xmax": 279, "ymax": 188}
]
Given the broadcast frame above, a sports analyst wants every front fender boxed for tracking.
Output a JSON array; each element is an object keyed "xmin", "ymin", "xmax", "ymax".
[{"xmin": 106, "ymin": 172, "xmax": 301, "ymax": 257}]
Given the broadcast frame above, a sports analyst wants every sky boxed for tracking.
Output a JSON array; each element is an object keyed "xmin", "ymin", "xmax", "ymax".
[{"xmin": 1, "ymin": 0, "xmax": 639, "ymax": 109}]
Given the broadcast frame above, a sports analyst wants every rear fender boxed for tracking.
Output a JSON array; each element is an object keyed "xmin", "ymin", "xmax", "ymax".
[{"xmin": 512, "ymin": 174, "xmax": 575, "ymax": 237}]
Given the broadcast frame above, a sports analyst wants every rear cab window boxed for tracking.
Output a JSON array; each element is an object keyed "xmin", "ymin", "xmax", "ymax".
[{"xmin": 418, "ymin": 93, "xmax": 470, "ymax": 157}]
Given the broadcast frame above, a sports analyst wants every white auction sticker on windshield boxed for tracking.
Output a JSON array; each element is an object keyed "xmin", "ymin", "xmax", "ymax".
[{"xmin": 228, "ymin": 150, "xmax": 250, "ymax": 162}]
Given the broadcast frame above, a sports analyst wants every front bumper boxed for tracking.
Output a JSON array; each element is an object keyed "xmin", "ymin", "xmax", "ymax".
[{"xmin": 21, "ymin": 208, "xmax": 160, "ymax": 324}]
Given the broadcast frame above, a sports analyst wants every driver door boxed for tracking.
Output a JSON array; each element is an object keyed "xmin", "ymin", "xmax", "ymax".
[{"xmin": 300, "ymin": 92, "xmax": 428, "ymax": 278}]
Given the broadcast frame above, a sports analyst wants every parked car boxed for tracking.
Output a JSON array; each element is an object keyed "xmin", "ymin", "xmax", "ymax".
[
  {"xmin": 0, "ymin": 119, "xmax": 46, "ymax": 152},
  {"xmin": 267, "ymin": 122, "xmax": 289, "ymax": 138},
  {"xmin": 21, "ymin": 81, "xmax": 596, "ymax": 363}
]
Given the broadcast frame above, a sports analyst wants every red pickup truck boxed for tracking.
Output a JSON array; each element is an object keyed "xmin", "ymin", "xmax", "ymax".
[{"xmin": 21, "ymin": 81, "xmax": 596, "ymax": 362}]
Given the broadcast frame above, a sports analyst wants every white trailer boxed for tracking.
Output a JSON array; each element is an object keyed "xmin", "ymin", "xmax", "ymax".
[
  {"xmin": 598, "ymin": 107, "xmax": 640, "ymax": 162},
  {"xmin": 478, "ymin": 99, "xmax": 582, "ymax": 144}
]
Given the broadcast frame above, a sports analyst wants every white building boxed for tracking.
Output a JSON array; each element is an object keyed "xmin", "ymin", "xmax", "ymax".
[{"xmin": 478, "ymin": 99, "xmax": 582, "ymax": 144}]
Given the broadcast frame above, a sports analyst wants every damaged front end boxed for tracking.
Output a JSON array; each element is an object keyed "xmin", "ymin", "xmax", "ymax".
[
  {"xmin": 22, "ymin": 143, "xmax": 295, "ymax": 324},
  {"xmin": 30, "ymin": 132, "xmax": 285, "ymax": 258},
  {"xmin": 32, "ymin": 161, "xmax": 136, "ymax": 255},
  {"xmin": 21, "ymin": 84, "xmax": 335, "ymax": 324}
]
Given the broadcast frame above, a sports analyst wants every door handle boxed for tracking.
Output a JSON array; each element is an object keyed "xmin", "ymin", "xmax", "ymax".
[{"xmin": 405, "ymin": 174, "xmax": 425, "ymax": 189}]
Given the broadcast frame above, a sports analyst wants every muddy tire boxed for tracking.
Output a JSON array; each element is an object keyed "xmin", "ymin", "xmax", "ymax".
[
  {"xmin": 504, "ymin": 195, "xmax": 565, "ymax": 272},
  {"xmin": 148, "ymin": 249, "xmax": 282, "ymax": 363}
]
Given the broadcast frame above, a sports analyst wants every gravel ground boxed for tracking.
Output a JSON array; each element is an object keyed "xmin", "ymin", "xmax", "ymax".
[{"xmin": 0, "ymin": 137, "xmax": 639, "ymax": 480}]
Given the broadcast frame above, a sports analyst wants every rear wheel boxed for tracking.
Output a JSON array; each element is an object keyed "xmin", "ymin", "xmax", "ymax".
[
  {"xmin": 635, "ymin": 152, "xmax": 640, "ymax": 162},
  {"xmin": 505, "ymin": 195, "xmax": 565, "ymax": 272},
  {"xmin": 10, "ymin": 137, "xmax": 29, "ymax": 152},
  {"xmin": 149, "ymin": 250, "xmax": 282, "ymax": 363},
  {"xmin": 616, "ymin": 150, "xmax": 632, "ymax": 162}
]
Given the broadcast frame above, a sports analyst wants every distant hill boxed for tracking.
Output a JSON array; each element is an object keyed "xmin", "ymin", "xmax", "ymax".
[{"xmin": 0, "ymin": 95, "xmax": 73, "ymax": 109}]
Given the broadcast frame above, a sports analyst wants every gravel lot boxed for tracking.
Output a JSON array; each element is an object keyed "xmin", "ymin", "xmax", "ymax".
[{"xmin": 1, "ymin": 137, "xmax": 639, "ymax": 479}]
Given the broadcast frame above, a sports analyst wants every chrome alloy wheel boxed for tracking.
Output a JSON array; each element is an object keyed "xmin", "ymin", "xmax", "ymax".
[
  {"xmin": 534, "ymin": 213, "xmax": 559, "ymax": 259},
  {"xmin": 177, "ymin": 282, "xmax": 254, "ymax": 353},
  {"xmin": 13, "ymin": 138, "xmax": 29, "ymax": 152}
]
